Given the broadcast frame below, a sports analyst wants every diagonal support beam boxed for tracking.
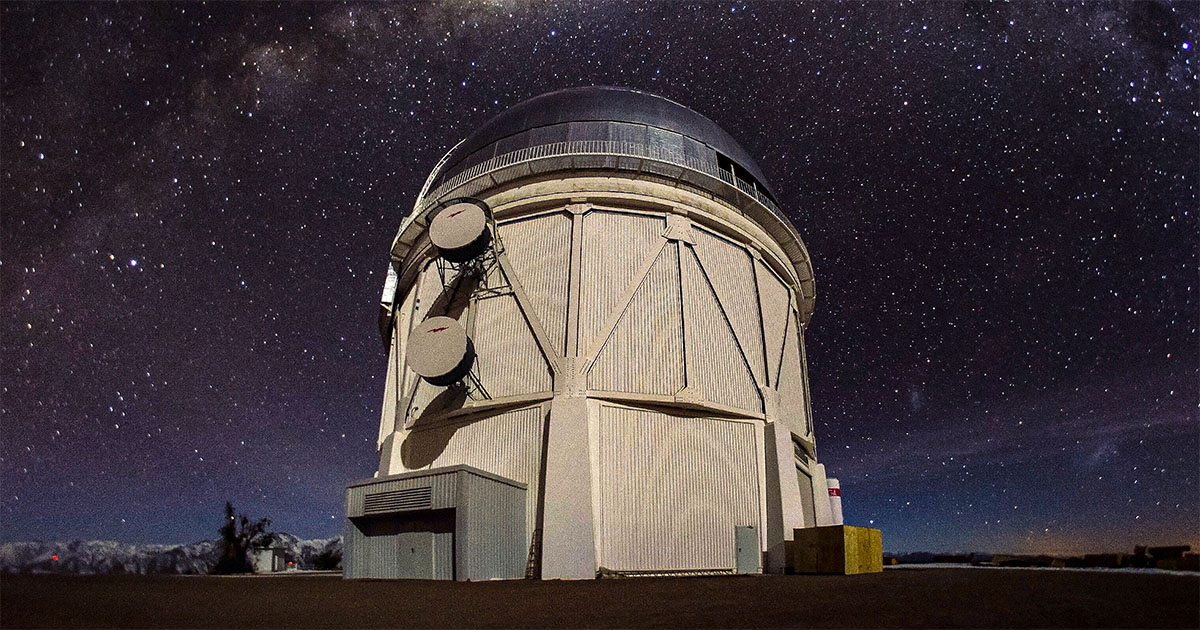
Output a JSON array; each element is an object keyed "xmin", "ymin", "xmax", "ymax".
[
  {"xmin": 494, "ymin": 249, "xmax": 562, "ymax": 376},
  {"xmin": 579, "ymin": 239, "xmax": 670, "ymax": 373},
  {"xmin": 689, "ymin": 242, "xmax": 767, "ymax": 391}
]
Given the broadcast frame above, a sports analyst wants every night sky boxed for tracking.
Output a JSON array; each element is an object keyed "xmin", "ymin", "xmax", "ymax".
[{"xmin": 3, "ymin": 2, "xmax": 1196, "ymax": 554}]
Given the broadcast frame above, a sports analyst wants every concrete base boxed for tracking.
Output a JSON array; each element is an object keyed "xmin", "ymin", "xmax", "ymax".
[{"xmin": 786, "ymin": 525, "xmax": 882, "ymax": 574}]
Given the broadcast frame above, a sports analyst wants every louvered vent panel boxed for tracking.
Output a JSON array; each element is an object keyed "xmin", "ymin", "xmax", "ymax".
[{"xmin": 363, "ymin": 487, "xmax": 433, "ymax": 514}]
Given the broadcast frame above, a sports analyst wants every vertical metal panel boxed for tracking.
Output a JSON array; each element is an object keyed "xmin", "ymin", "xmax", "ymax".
[
  {"xmin": 494, "ymin": 129, "xmax": 530, "ymax": 156},
  {"xmin": 776, "ymin": 313, "xmax": 809, "ymax": 440},
  {"xmin": 589, "ymin": 245, "xmax": 684, "ymax": 396},
  {"xmin": 568, "ymin": 121, "xmax": 610, "ymax": 142},
  {"xmin": 349, "ymin": 519, "xmax": 397, "ymax": 578},
  {"xmin": 459, "ymin": 470, "xmax": 527, "ymax": 581},
  {"xmin": 645, "ymin": 126, "xmax": 686, "ymax": 160},
  {"xmin": 609, "ymin": 121, "xmax": 647, "ymax": 145},
  {"xmin": 528, "ymin": 124, "xmax": 569, "ymax": 146},
  {"xmin": 565, "ymin": 211, "xmax": 584, "ymax": 357},
  {"xmin": 398, "ymin": 286, "xmax": 419, "ymax": 408},
  {"xmin": 433, "ymin": 529, "xmax": 454, "ymax": 580},
  {"xmin": 343, "ymin": 519, "xmax": 364, "ymax": 578},
  {"xmin": 402, "ymin": 406, "xmax": 545, "ymax": 546},
  {"xmin": 497, "ymin": 213, "xmax": 573, "ymax": 356},
  {"xmin": 796, "ymin": 466, "xmax": 817, "ymax": 528},
  {"xmin": 596, "ymin": 405, "xmax": 761, "ymax": 571},
  {"xmin": 472, "ymin": 294, "xmax": 553, "ymax": 397},
  {"xmin": 578, "ymin": 211, "xmax": 666, "ymax": 355},
  {"xmin": 755, "ymin": 259, "xmax": 791, "ymax": 386},
  {"xmin": 691, "ymin": 228, "xmax": 766, "ymax": 387},
  {"xmin": 680, "ymin": 246, "xmax": 761, "ymax": 413}
]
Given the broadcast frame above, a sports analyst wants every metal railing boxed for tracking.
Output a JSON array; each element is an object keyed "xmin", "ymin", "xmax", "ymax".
[
  {"xmin": 414, "ymin": 140, "xmax": 785, "ymax": 220},
  {"xmin": 402, "ymin": 138, "xmax": 816, "ymax": 325}
]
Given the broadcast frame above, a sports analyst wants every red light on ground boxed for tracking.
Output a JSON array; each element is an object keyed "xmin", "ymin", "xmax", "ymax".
[
  {"xmin": 288, "ymin": 561, "xmax": 293, "ymax": 565},
  {"xmin": 52, "ymin": 555, "xmax": 58, "ymax": 561}
]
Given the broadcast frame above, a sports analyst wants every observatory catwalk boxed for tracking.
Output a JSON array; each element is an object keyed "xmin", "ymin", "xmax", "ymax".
[{"xmin": 345, "ymin": 87, "xmax": 848, "ymax": 580}]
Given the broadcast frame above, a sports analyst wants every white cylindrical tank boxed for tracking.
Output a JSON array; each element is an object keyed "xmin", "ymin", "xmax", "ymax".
[{"xmin": 827, "ymin": 478, "xmax": 843, "ymax": 525}]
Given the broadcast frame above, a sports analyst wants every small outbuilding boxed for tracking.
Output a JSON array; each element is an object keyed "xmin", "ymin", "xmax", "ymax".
[
  {"xmin": 344, "ymin": 465, "xmax": 526, "ymax": 580},
  {"xmin": 251, "ymin": 547, "xmax": 287, "ymax": 573}
]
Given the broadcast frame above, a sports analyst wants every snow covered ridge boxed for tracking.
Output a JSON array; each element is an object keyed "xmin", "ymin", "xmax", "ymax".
[{"xmin": 0, "ymin": 534, "xmax": 342, "ymax": 575}]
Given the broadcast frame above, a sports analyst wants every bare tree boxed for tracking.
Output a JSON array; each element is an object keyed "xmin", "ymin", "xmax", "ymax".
[{"xmin": 210, "ymin": 502, "xmax": 274, "ymax": 574}]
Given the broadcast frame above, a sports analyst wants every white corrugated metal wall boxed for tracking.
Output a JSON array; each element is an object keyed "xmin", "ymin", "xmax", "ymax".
[
  {"xmin": 776, "ymin": 314, "xmax": 810, "ymax": 440},
  {"xmin": 595, "ymin": 404, "xmax": 761, "ymax": 571},
  {"xmin": 382, "ymin": 199, "xmax": 817, "ymax": 574},
  {"xmin": 691, "ymin": 227, "xmax": 768, "ymax": 386},
  {"xmin": 679, "ymin": 245, "xmax": 761, "ymax": 412},
  {"xmin": 578, "ymin": 210, "xmax": 665, "ymax": 354},
  {"xmin": 498, "ymin": 212, "xmax": 573, "ymax": 355},
  {"xmin": 400, "ymin": 405, "xmax": 546, "ymax": 549},
  {"xmin": 755, "ymin": 259, "xmax": 792, "ymax": 387},
  {"xmin": 590, "ymin": 244, "xmax": 685, "ymax": 395},
  {"xmin": 471, "ymin": 294, "xmax": 553, "ymax": 397},
  {"xmin": 459, "ymin": 471, "xmax": 528, "ymax": 580}
]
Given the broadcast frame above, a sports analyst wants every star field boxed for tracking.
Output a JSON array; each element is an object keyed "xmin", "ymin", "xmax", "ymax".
[{"xmin": 2, "ymin": 2, "xmax": 1196, "ymax": 554}]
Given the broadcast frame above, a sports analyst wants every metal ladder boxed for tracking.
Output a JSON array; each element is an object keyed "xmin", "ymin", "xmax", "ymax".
[{"xmin": 524, "ymin": 528, "xmax": 542, "ymax": 579}]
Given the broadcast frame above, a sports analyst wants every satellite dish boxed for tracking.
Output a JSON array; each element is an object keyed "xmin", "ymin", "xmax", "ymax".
[
  {"xmin": 406, "ymin": 316, "xmax": 475, "ymax": 386},
  {"xmin": 428, "ymin": 199, "xmax": 492, "ymax": 263}
]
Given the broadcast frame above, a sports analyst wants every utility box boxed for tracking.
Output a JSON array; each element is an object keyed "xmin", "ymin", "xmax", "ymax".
[
  {"xmin": 344, "ymin": 465, "xmax": 526, "ymax": 581},
  {"xmin": 786, "ymin": 525, "xmax": 882, "ymax": 574}
]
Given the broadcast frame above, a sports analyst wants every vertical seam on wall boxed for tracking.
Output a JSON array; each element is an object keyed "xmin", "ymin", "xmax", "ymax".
[
  {"xmin": 535, "ymin": 401, "xmax": 551, "ymax": 550},
  {"xmin": 588, "ymin": 398, "xmax": 603, "ymax": 570},
  {"xmin": 676, "ymin": 241, "xmax": 690, "ymax": 389},
  {"xmin": 566, "ymin": 210, "xmax": 584, "ymax": 358}
]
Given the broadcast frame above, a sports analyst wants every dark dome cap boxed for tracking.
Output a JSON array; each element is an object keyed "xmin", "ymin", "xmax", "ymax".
[{"xmin": 433, "ymin": 86, "xmax": 775, "ymax": 196}]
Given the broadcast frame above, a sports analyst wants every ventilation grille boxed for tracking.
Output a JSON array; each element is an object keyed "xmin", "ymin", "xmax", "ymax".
[{"xmin": 363, "ymin": 487, "xmax": 433, "ymax": 514}]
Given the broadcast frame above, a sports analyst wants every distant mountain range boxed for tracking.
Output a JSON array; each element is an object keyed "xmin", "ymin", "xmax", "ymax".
[{"xmin": 0, "ymin": 534, "xmax": 341, "ymax": 575}]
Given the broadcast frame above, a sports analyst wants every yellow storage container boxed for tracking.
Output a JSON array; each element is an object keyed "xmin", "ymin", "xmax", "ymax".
[{"xmin": 786, "ymin": 525, "xmax": 883, "ymax": 574}]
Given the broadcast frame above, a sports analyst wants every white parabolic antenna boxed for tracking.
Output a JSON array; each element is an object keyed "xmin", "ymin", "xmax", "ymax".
[
  {"xmin": 428, "ymin": 201, "xmax": 491, "ymax": 262},
  {"xmin": 406, "ymin": 316, "xmax": 475, "ymax": 386}
]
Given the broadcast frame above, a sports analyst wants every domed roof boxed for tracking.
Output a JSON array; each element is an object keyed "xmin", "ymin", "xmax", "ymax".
[{"xmin": 431, "ymin": 86, "xmax": 775, "ymax": 196}]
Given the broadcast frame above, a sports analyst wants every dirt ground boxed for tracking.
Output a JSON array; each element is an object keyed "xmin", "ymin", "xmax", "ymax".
[{"xmin": 2, "ymin": 568, "xmax": 1197, "ymax": 629}]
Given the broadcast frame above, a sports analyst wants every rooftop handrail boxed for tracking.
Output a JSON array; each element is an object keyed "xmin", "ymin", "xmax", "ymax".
[{"xmin": 415, "ymin": 140, "xmax": 785, "ymax": 219}]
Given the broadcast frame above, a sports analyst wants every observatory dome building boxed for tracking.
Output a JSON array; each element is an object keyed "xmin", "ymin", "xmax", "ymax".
[{"xmin": 345, "ymin": 87, "xmax": 840, "ymax": 580}]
